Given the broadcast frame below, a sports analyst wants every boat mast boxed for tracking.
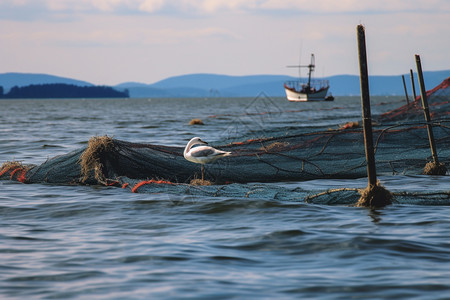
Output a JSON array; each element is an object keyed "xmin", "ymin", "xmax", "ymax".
[
  {"xmin": 307, "ymin": 54, "xmax": 315, "ymax": 92},
  {"xmin": 287, "ymin": 53, "xmax": 316, "ymax": 92}
]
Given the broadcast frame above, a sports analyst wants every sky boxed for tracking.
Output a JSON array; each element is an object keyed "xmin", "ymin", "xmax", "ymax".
[{"xmin": 0, "ymin": 0, "xmax": 449, "ymax": 85}]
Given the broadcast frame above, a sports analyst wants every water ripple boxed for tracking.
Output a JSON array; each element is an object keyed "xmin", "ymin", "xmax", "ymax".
[{"xmin": 1, "ymin": 97, "xmax": 449, "ymax": 300}]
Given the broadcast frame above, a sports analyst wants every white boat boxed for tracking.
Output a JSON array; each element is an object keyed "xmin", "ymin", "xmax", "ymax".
[{"xmin": 284, "ymin": 54, "xmax": 334, "ymax": 102}]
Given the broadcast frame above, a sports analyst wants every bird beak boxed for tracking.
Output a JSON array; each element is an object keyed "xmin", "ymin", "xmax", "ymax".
[{"xmin": 199, "ymin": 139, "xmax": 208, "ymax": 145}]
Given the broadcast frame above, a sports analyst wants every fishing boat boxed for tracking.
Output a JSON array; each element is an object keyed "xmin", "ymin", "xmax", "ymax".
[{"xmin": 284, "ymin": 54, "xmax": 334, "ymax": 102}]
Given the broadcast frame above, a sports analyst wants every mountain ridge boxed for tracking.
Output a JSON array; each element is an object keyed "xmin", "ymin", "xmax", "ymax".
[
  {"xmin": 1, "ymin": 70, "xmax": 449, "ymax": 98},
  {"xmin": 0, "ymin": 73, "xmax": 93, "ymax": 91}
]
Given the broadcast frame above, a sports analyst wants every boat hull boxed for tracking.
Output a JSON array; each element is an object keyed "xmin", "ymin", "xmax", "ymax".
[{"xmin": 284, "ymin": 86, "xmax": 331, "ymax": 102}]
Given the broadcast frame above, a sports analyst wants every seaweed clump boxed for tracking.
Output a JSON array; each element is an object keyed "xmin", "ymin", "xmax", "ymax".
[
  {"xmin": 79, "ymin": 136, "xmax": 115, "ymax": 183},
  {"xmin": 189, "ymin": 119, "xmax": 204, "ymax": 125},
  {"xmin": 190, "ymin": 178, "xmax": 212, "ymax": 186},
  {"xmin": 423, "ymin": 161, "xmax": 447, "ymax": 176},
  {"xmin": 356, "ymin": 182, "xmax": 393, "ymax": 208}
]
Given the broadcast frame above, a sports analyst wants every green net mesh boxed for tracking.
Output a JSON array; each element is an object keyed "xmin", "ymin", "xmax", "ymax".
[{"xmin": 2, "ymin": 78, "xmax": 449, "ymax": 205}]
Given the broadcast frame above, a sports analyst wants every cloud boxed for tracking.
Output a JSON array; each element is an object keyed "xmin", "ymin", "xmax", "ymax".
[
  {"xmin": 259, "ymin": 0, "xmax": 450, "ymax": 14},
  {"xmin": 138, "ymin": 0, "xmax": 165, "ymax": 13},
  {"xmin": 0, "ymin": 0, "xmax": 48, "ymax": 21},
  {"xmin": 1, "ymin": 0, "xmax": 449, "ymax": 21},
  {"xmin": 0, "ymin": 20, "xmax": 240, "ymax": 49},
  {"xmin": 1, "ymin": 0, "xmax": 448, "ymax": 85}
]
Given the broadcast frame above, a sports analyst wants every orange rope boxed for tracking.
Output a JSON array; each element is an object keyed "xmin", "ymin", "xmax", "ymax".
[
  {"xmin": 0, "ymin": 167, "xmax": 10, "ymax": 177},
  {"xmin": 9, "ymin": 168, "xmax": 21, "ymax": 180},
  {"xmin": 104, "ymin": 179, "xmax": 120, "ymax": 186},
  {"xmin": 131, "ymin": 179, "xmax": 174, "ymax": 193},
  {"xmin": 16, "ymin": 169, "xmax": 27, "ymax": 183},
  {"xmin": 0, "ymin": 166, "xmax": 28, "ymax": 183}
]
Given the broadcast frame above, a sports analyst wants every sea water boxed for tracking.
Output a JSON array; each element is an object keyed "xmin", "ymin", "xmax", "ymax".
[{"xmin": 1, "ymin": 97, "xmax": 449, "ymax": 299}]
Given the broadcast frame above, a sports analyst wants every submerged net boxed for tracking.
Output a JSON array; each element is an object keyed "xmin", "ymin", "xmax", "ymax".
[
  {"xmin": 2, "ymin": 122, "xmax": 448, "ymax": 185},
  {"xmin": 1, "ymin": 78, "xmax": 449, "ymax": 206}
]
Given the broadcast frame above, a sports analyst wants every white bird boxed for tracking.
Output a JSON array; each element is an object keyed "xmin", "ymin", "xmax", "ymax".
[{"xmin": 183, "ymin": 137, "xmax": 231, "ymax": 181}]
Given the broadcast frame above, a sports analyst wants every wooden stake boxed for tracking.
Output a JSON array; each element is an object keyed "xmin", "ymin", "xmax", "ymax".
[
  {"xmin": 356, "ymin": 25, "xmax": 392, "ymax": 207},
  {"xmin": 402, "ymin": 75, "xmax": 410, "ymax": 105},
  {"xmin": 410, "ymin": 69, "xmax": 417, "ymax": 101},
  {"xmin": 415, "ymin": 55, "xmax": 439, "ymax": 165},
  {"xmin": 357, "ymin": 25, "xmax": 377, "ymax": 187}
]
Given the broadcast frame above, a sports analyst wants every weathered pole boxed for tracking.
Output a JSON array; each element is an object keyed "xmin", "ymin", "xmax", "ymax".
[
  {"xmin": 415, "ymin": 55, "xmax": 439, "ymax": 165},
  {"xmin": 356, "ymin": 25, "xmax": 392, "ymax": 208},
  {"xmin": 356, "ymin": 25, "xmax": 392, "ymax": 207},
  {"xmin": 415, "ymin": 55, "xmax": 446, "ymax": 175},
  {"xmin": 410, "ymin": 69, "xmax": 417, "ymax": 101},
  {"xmin": 357, "ymin": 25, "xmax": 377, "ymax": 187},
  {"xmin": 402, "ymin": 75, "xmax": 410, "ymax": 105}
]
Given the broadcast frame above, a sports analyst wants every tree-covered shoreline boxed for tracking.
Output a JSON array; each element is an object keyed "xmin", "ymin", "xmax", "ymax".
[{"xmin": 0, "ymin": 83, "xmax": 129, "ymax": 99}]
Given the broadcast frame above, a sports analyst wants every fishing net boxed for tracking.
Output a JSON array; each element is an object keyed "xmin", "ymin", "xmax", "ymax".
[
  {"xmin": 1, "ymin": 78, "xmax": 449, "ymax": 206},
  {"xmin": 305, "ymin": 187, "xmax": 450, "ymax": 206},
  {"xmin": 378, "ymin": 77, "xmax": 450, "ymax": 122},
  {"xmin": 1, "ymin": 120, "xmax": 448, "ymax": 185}
]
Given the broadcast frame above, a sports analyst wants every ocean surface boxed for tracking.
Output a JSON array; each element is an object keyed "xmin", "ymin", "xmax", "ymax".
[{"xmin": 1, "ymin": 96, "xmax": 449, "ymax": 299}]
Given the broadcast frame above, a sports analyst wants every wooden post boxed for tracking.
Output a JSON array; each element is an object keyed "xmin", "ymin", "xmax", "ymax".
[
  {"xmin": 356, "ymin": 25, "xmax": 392, "ymax": 207},
  {"xmin": 402, "ymin": 75, "xmax": 410, "ymax": 105},
  {"xmin": 357, "ymin": 25, "xmax": 377, "ymax": 187},
  {"xmin": 410, "ymin": 69, "xmax": 417, "ymax": 101},
  {"xmin": 415, "ymin": 54, "xmax": 440, "ymax": 166}
]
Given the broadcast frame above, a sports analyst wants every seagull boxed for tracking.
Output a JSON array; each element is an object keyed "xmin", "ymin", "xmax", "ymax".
[{"xmin": 183, "ymin": 137, "xmax": 231, "ymax": 181}]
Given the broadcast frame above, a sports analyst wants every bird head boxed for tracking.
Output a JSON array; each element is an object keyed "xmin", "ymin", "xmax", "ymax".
[{"xmin": 191, "ymin": 137, "xmax": 208, "ymax": 145}]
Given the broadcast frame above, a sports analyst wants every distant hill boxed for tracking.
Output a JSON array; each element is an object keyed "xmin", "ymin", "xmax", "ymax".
[
  {"xmin": 151, "ymin": 74, "xmax": 293, "ymax": 90},
  {"xmin": 116, "ymin": 71, "xmax": 450, "ymax": 98},
  {"xmin": 328, "ymin": 71, "xmax": 450, "ymax": 96},
  {"xmin": 2, "ymin": 70, "xmax": 449, "ymax": 98},
  {"xmin": 0, "ymin": 73, "xmax": 93, "ymax": 91},
  {"xmin": 1, "ymin": 83, "xmax": 128, "ymax": 99}
]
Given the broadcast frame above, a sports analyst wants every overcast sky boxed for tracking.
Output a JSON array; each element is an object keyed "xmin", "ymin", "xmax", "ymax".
[{"xmin": 1, "ymin": 0, "xmax": 449, "ymax": 85}]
